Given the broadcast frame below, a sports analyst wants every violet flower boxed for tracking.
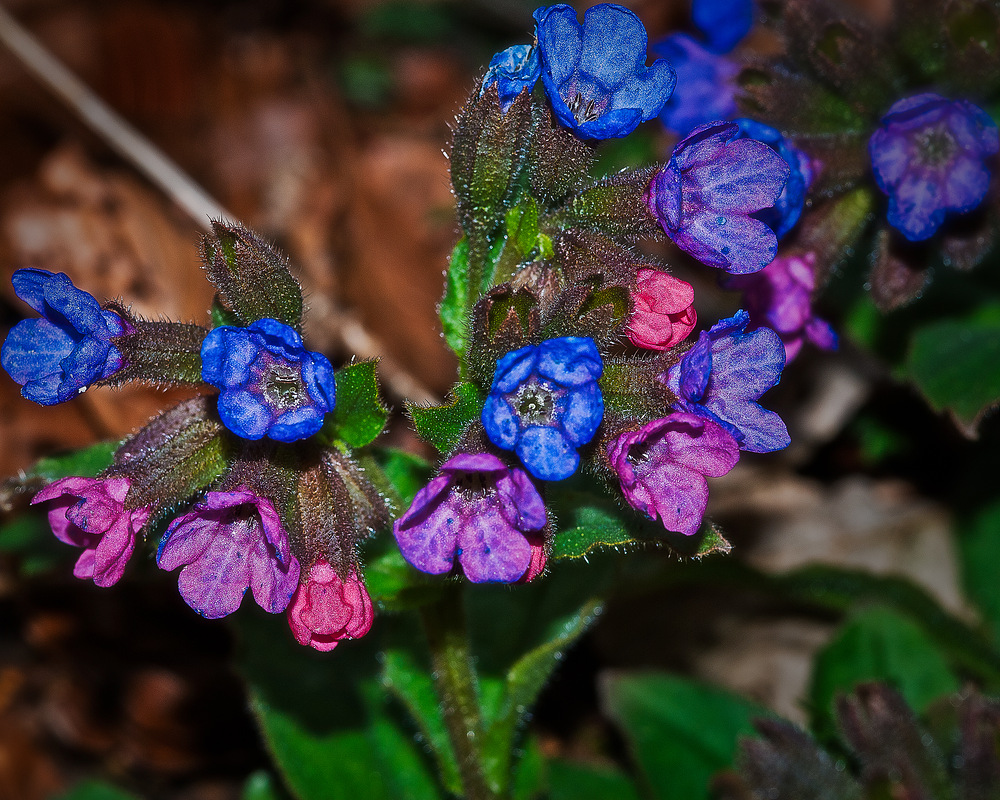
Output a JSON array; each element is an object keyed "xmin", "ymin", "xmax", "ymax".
[
  {"xmin": 157, "ymin": 489, "xmax": 301, "ymax": 619},
  {"xmin": 32, "ymin": 476, "xmax": 150, "ymax": 587},
  {"xmin": 727, "ymin": 252, "xmax": 837, "ymax": 362},
  {"xmin": 627, "ymin": 268, "xmax": 697, "ymax": 351},
  {"xmin": 645, "ymin": 122, "xmax": 790, "ymax": 274},
  {"xmin": 533, "ymin": 4, "xmax": 675, "ymax": 140},
  {"xmin": 482, "ymin": 336, "xmax": 603, "ymax": 481},
  {"xmin": 869, "ymin": 93, "xmax": 999, "ymax": 241},
  {"xmin": 393, "ymin": 453, "xmax": 546, "ymax": 584},
  {"xmin": 482, "ymin": 44, "xmax": 540, "ymax": 111},
  {"xmin": 609, "ymin": 413, "xmax": 739, "ymax": 536},
  {"xmin": 654, "ymin": 34, "xmax": 739, "ymax": 136},
  {"xmin": 287, "ymin": 559, "xmax": 373, "ymax": 652},
  {"xmin": 2, "ymin": 269, "xmax": 128, "ymax": 405},
  {"xmin": 201, "ymin": 318, "xmax": 336, "ymax": 443},
  {"xmin": 663, "ymin": 310, "xmax": 789, "ymax": 452}
]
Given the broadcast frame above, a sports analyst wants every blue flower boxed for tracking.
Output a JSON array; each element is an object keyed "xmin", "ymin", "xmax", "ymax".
[
  {"xmin": 691, "ymin": 0, "xmax": 755, "ymax": 53},
  {"xmin": 662, "ymin": 310, "xmax": 788, "ymax": 453},
  {"xmin": 735, "ymin": 118, "xmax": 813, "ymax": 238},
  {"xmin": 644, "ymin": 121, "xmax": 790, "ymax": 274},
  {"xmin": 869, "ymin": 93, "xmax": 999, "ymax": 241},
  {"xmin": 532, "ymin": 4, "xmax": 676, "ymax": 140},
  {"xmin": 1, "ymin": 269, "xmax": 127, "ymax": 405},
  {"xmin": 654, "ymin": 34, "xmax": 739, "ymax": 136},
  {"xmin": 482, "ymin": 336, "xmax": 603, "ymax": 481},
  {"xmin": 201, "ymin": 318, "xmax": 336, "ymax": 443},
  {"xmin": 482, "ymin": 44, "xmax": 540, "ymax": 111}
]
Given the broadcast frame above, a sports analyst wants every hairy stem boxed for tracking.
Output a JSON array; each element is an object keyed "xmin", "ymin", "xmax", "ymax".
[{"xmin": 421, "ymin": 583, "xmax": 496, "ymax": 800}]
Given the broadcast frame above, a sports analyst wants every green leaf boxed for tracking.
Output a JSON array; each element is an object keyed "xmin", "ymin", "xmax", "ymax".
[
  {"xmin": 549, "ymin": 498, "xmax": 636, "ymax": 560},
  {"xmin": 0, "ymin": 513, "xmax": 72, "ymax": 576},
  {"xmin": 50, "ymin": 780, "xmax": 140, "ymax": 800},
  {"xmin": 959, "ymin": 499, "xmax": 1000, "ymax": 643},
  {"xmin": 322, "ymin": 360, "xmax": 388, "ymax": 448},
  {"xmin": 901, "ymin": 304, "xmax": 1000, "ymax": 430},
  {"xmin": 602, "ymin": 672, "xmax": 770, "ymax": 800},
  {"xmin": 369, "ymin": 447, "xmax": 433, "ymax": 508},
  {"xmin": 440, "ymin": 237, "xmax": 470, "ymax": 359},
  {"xmin": 31, "ymin": 440, "xmax": 118, "ymax": 481},
  {"xmin": 408, "ymin": 382, "xmax": 483, "ymax": 454},
  {"xmin": 547, "ymin": 760, "xmax": 641, "ymax": 800},
  {"xmin": 481, "ymin": 597, "xmax": 604, "ymax": 793},
  {"xmin": 511, "ymin": 735, "xmax": 546, "ymax": 800},
  {"xmin": 211, "ymin": 294, "xmax": 243, "ymax": 328},
  {"xmin": 382, "ymin": 649, "xmax": 462, "ymax": 796},
  {"xmin": 507, "ymin": 197, "xmax": 540, "ymax": 258},
  {"xmin": 809, "ymin": 606, "xmax": 960, "ymax": 743},
  {"xmin": 242, "ymin": 770, "xmax": 291, "ymax": 800}
]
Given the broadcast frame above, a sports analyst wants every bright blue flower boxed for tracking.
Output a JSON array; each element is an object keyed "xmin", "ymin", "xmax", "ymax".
[
  {"xmin": 869, "ymin": 93, "xmax": 999, "ymax": 241},
  {"xmin": 533, "ymin": 4, "xmax": 676, "ymax": 140},
  {"xmin": 482, "ymin": 44, "xmax": 540, "ymax": 111},
  {"xmin": 654, "ymin": 34, "xmax": 739, "ymax": 136},
  {"xmin": 735, "ymin": 118, "xmax": 813, "ymax": 238},
  {"xmin": 663, "ymin": 310, "xmax": 788, "ymax": 453},
  {"xmin": 482, "ymin": 336, "xmax": 603, "ymax": 481},
  {"xmin": 201, "ymin": 318, "xmax": 336, "ymax": 443},
  {"xmin": 645, "ymin": 121, "xmax": 790, "ymax": 274},
  {"xmin": 1, "ymin": 268, "xmax": 127, "ymax": 405},
  {"xmin": 691, "ymin": 0, "xmax": 755, "ymax": 53}
]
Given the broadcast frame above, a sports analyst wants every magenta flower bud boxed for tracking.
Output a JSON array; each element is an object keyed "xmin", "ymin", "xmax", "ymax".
[
  {"xmin": 627, "ymin": 268, "xmax": 697, "ymax": 351},
  {"xmin": 157, "ymin": 489, "xmax": 301, "ymax": 619},
  {"xmin": 393, "ymin": 452, "xmax": 547, "ymax": 584},
  {"xmin": 32, "ymin": 476, "xmax": 151, "ymax": 587},
  {"xmin": 608, "ymin": 412, "xmax": 739, "ymax": 536},
  {"xmin": 287, "ymin": 559, "xmax": 374, "ymax": 652}
]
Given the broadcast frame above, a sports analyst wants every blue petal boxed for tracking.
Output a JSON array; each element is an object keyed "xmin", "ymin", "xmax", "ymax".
[
  {"xmin": 578, "ymin": 4, "xmax": 648, "ymax": 89},
  {"xmin": 59, "ymin": 336, "xmax": 114, "ymax": 392},
  {"xmin": 536, "ymin": 337, "xmax": 602, "ymax": 385},
  {"xmin": 218, "ymin": 389, "xmax": 271, "ymax": 440},
  {"xmin": 608, "ymin": 59, "xmax": 675, "ymax": 122},
  {"xmin": 41, "ymin": 271, "xmax": 109, "ymax": 338},
  {"xmin": 559, "ymin": 381, "xmax": 603, "ymax": 447},
  {"xmin": 482, "ymin": 395, "xmax": 520, "ymax": 449},
  {"xmin": 269, "ymin": 406, "xmax": 324, "ymax": 443},
  {"xmin": 534, "ymin": 5, "xmax": 583, "ymax": 87},
  {"xmin": 11, "ymin": 268, "xmax": 55, "ymax": 315},
  {"xmin": 302, "ymin": 351, "xmax": 337, "ymax": 411},
  {"xmin": 692, "ymin": 0, "xmax": 754, "ymax": 53},
  {"xmin": 493, "ymin": 345, "xmax": 537, "ymax": 393},
  {"xmin": 1, "ymin": 318, "xmax": 74, "ymax": 386},
  {"xmin": 515, "ymin": 425, "xmax": 579, "ymax": 481}
]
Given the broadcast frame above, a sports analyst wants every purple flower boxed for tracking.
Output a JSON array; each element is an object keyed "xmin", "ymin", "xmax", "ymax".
[
  {"xmin": 608, "ymin": 413, "xmax": 739, "ymax": 536},
  {"xmin": 482, "ymin": 44, "xmax": 540, "ymax": 111},
  {"xmin": 735, "ymin": 118, "xmax": 813, "ymax": 238},
  {"xmin": 393, "ymin": 453, "xmax": 547, "ymax": 583},
  {"xmin": 645, "ymin": 122, "xmax": 790, "ymax": 274},
  {"xmin": 1, "ymin": 269, "xmax": 128, "ymax": 405},
  {"xmin": 533, "ymin": 4, "xmax": 676, "ymax": 140},
  {"xmin": 201, "ymin": 318, "xmax": 336, "ymax": 443},
  {"xmin": 31, "ymin": 476, "xmax": 151, "ymax": 587},
  {"xmin": 663, "ymin": 310, "xmax": 789, "ymax": 452},
  {"xmin": 654, "ymin": 34, "xmax": 739, "ymax": 136},
  {"xmin": 482, "ymin": 336, "xmax": 603, "ymax": 481},
  {"xmin": 157, "ymin": 489, "xmax": 301, "ymax": 619},
  {"xmin": 691, "ymin": 0, "xmax": 755, "ymax": 53},
  {"xmin": 726, "ymin": 252, "xmax": 837, "ymax": 362},
  {"xmin": 869, "ymin": 93, "xmax": 999, "ymax": 241}
]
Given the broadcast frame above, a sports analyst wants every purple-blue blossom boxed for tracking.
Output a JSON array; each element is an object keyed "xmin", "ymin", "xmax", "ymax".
[
  {"xmin": 662, "ymin": 310, "xmax": 789, "ymax": 452},
  {"xmin": 533, "ymin": 3, "xmax": 675, "ymax": 140},
  {"xmin": 393, "ymin": 452, "xmax": 547, "ymax": 583},
  {"xmin": 691, "ymin": 0, "xmax": 755, "ymax": 53},
  {"xmin": 869, "ymin": 93, "xmax": 999, "ymax": 241},
  {"xmin": 654, "ymin": 34, "xmax": 739, "ymax": 136},
  {"xmin": 482, "ymin": 44, "xmax": 540, "ymax": 110},
  {"xmin": 735, "ymin": 118, "xmax": 813, "ymax": 238},
  {"xmin": 482, "ymin": 336, "xmax": 603, "ymax": 481},
  {"xmin": 1, "ymin": 269, "xmax": 128, "ymax": 405},
  {"xmin": 157, "ymin": 489, "xmax": 301, "ymax": 619},
  {"xmin": 201, "ymin": 318, "xmax": 336, "ymax": 443},
  {"xmin": 645, "ymin": 122, "xmax": 790, "ymax": 274}
]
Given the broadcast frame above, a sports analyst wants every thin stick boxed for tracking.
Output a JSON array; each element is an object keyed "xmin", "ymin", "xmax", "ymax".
[{"xmin": 0, "ymin": 3, "xmax": 437, "ymax": 405}]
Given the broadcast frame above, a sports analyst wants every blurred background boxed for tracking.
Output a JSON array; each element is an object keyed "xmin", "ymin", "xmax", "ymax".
[{"xmin": 0, "ymin": 1, "xmax": 982, "ymax": 798}]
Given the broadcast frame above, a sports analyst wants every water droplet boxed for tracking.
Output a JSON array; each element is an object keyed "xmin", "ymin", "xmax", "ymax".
[
  {"xmin": 716, "ymin": 216, "xmax": 726, "ymax": 225},
  {"xmin": 721, "ymin": 246, "xmax": 731, "ymax": 255}
]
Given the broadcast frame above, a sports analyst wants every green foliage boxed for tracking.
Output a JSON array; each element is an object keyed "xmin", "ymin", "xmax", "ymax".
[
  {"xmin": 547, "ymin": 760, "xmax": 641, "ymax": 800},
  {"xmin": 809, "ymin": 606, "xmax": 961, "ymax": 743},
  {"xmin": 242, "ymin": 771, "xmax": 292, "ymax": 800},
  {"xmin": 602, "ymin": 672, "xmax": 770, "ymax": 800},
  {"xmin": 30, "ymin": 440, "xmax": 118, "ymax": 481},
  {"xmin": 50, "ymin": 781, "xmax": 140, "ymax": 800},
  {"xmin": 441, "ymin": 237, "xmax": 470, "ymax": 359},
  {"xmin": 321, "ymin": 360, "xmax": 388, "ymax": 448},
  {"xmin": 958, "ymin": 499, "xmax": 1000, "ymax": 643},
  {"xmin": 408, "ymin": 382, "xmax": 483, "ymax": 455}
]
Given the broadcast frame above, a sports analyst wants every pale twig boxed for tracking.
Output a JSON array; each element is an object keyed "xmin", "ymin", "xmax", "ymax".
[{"xmin": 0, "ymin": 3, "xmax": 437, "ymax": 405}]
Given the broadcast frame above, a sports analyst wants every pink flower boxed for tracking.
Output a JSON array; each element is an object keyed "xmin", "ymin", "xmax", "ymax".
[
  {"xmin": 627, "ymin": 269, "xmax": 697, "ymax": 350},
  {"xmin": 608, "ymin": 412, "xmax": 739, "ymax": 536},
  {"xmin": 156, "ymin": 489, "xmax": 300, "ymax": 620},
  {"xmin": 31, "ymin": 476, "xmax": 150, "ymax": 587},
  {"xmin": 727, "ymin": 252, "xmax": 837, "ymax": 362},
  {"xmin": 287, "ymin": 559, "xmax": 374, "ymax": 652}
]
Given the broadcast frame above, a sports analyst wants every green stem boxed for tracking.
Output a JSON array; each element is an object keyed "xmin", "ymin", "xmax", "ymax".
[{"xmin": 421, "ymin": 583, "xmax": 496, "ymax": 800}]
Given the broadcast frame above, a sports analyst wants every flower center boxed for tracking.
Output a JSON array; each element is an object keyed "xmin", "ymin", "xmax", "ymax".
[
  {"xmin": 915, "ymin": 126, "xmax": 956, "ymax": 167},
  {"xmin": 455, "ymin": 472, "xmax": 496, "ymax": 499},
  {"xmin": 512, "ymin": 382, "xmax": 557, "ymax": 424},
  {"xmin": 563, "ymin": 76, "xmax": 610, "ymax": 124},
  {"xmin": 258, "ymin": 359, "xmax": 308, "ymax": 411}
]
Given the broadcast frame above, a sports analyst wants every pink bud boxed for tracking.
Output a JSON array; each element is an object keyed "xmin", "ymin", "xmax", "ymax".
[
  {"xmin": 287, "ymin": 559, "xmax": 374, "ymax": 652},
  {"xmin": 627, "ymin": 268, "xmax": 697, "ymax": 350}
]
